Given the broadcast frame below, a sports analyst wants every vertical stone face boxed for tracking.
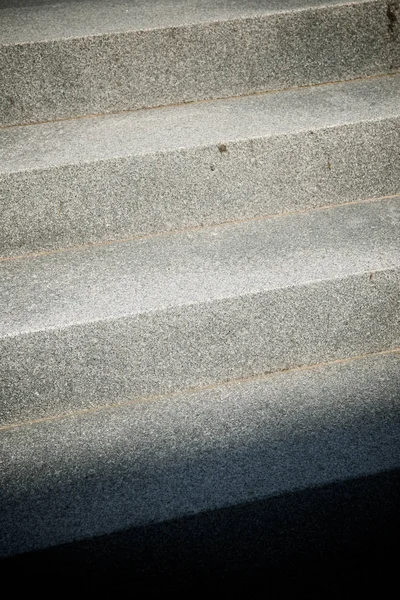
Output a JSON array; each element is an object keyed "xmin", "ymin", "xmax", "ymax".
[
  {"xmin": 1, "ymin": 75, "xmax": 399, "ymax": 258},
  {"xmin": 1, "ymin": 351, "xmax": 400, "ymax": 557},
  {"xmin": 0, "ymin": 0, "xmax": 399, "ymax": 571},
  {"xmin": 1, "ymin": 197, "xmax": 399, "ymax": 425},
  {"xmin": 1, "ymin": 0, "xmax": 399, "ymax": 126}
]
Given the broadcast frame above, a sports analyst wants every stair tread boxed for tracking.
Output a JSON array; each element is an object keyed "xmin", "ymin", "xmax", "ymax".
[
  {"xmin": 0, "ymin": 0, "xmax": 369, "ymax": 45},
  {"xmin": 1, "ymin": 197, "xmax": 399, "ymax": 337},
  {"xmin": 1, "ymin": 350, "xmax": 399, "ymax": 557},
  {"xmin": 1, "ymin": 0, "xmax": 399, "ymax": 570},
  {"xmin": 2, "ymin": 0, "xmax": 397, "ymax": 127},
  {"xmin": 2, "ymin": 74, "xmax": 399, "ymax": 259},
  {"xmin": 2, "ymin": 74, "xmax": 400, "ymax": 174}
]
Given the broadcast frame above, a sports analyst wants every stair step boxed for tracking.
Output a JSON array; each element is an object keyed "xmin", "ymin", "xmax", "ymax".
[
  {"xmin": 1, "ymin": 350, "xmax": 399, "ymax": 558},
  {"xmin": 1, "ymin": 0, "xmax": 399, "ymax": 126},
  {"xmin": 1, "ymin": 197, "xmax": 399, "ymax": 425},
  {"xmin": 1, "ymin": 74, "xmax": 400, "ymax": 258}
]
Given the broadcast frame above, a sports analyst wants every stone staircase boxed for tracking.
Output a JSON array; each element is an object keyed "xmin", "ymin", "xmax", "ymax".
[{"xmin": 0, "ymin": 0, "xmax": 399, "ymax": 590}]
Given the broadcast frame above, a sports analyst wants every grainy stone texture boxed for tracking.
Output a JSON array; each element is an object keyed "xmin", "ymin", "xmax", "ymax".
[
  {"xmin": 0, "ymin": 351, "xmax": 399, "ymax": 557},
  {"xmin": 1, "ymin": 75, "xmax": 400, "ymax": 258},
  {"xmin": 1, "ymin": 197, "xmax": 399, "ymax": 425},
  {"xmin": 1, "ymin": 0, "xmax": 399, "ymax": 125},
  {"xmin": 1, "ymin": 0, "xmax": 399, "ymax": 571}
]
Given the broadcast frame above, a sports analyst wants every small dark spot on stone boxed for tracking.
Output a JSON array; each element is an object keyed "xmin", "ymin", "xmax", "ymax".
[
  {"xmin": 327, "ymin": 160, "xmax": 332, "ymax": 170},
  {"xmin": 210, "ymin": 165, "xmax": 215, "ymax": 171},
  {"xmin": 387, "ymin": 1, "xmax": 399, "ymax": 33},
  {"xmin": 7, "ymin": 96, "xmax": 15, "ymax": 107},
  {"xmin": 369, "ymin": 272, "xmax": 375, "ymax": 282},
  {"xmin": 218, "ymin": 143, "xmax": 228, "ymax": 153}
]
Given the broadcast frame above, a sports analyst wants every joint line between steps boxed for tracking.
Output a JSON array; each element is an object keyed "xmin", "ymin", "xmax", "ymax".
[
  {"xmin": 1, "ymin": 347, "xmax": 399, "ymax": 433},
  {"xmin": 1, "ymin": 70, "xmax": 399, "ymax": 132},
  {"xmin": 2, "ymin": 193, "xmax": 399, "ymax": 264}
]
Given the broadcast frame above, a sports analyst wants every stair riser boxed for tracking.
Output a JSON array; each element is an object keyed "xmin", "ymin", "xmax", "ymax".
[
  {"xmin": 1, "ymin": 352, "xmax": 399, "ymax": 557},
  {"xmin": 1, "ymin": 1, "xmax": 399, "ymax": 126},
  {"xmin": 1, "ymin": 268, "xmax": 399, "ymax": 425},
  {"xmin": 2, "ymin": 118, "xmax": 399, "ymax": 258}
]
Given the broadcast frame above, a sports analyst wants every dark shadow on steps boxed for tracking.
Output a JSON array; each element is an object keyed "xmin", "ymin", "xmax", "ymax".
[{"xmin": 2, "ymin": 469, "xmax": 399, "ymax": 594}]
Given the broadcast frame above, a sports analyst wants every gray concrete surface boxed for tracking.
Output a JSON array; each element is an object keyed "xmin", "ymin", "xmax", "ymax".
[
  {"xmin": 1, "ymin": 197, "xmax": 399, "ymax": 425},
  {"xmin": 1, "ymin": 0, "xmax": 399, "ymax": 125},
  {"xmin": 1, "ymin": 74, "xmax": 400, "ymax": 258},
  {"xmin": 1, "ymin": 350, "xmax": 399, "ymax": 557},
  {"xmin": 1, "ymin": 0, "xmax": 399, "ymax": 570}
]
